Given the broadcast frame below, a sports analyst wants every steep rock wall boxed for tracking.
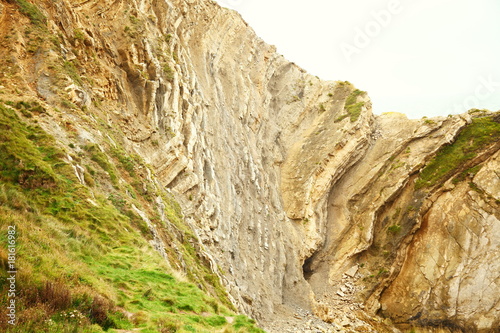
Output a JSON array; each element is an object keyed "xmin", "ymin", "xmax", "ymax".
[{"xmin": 0, "ymin": 0, "xmax": 499, "ymax": 332}]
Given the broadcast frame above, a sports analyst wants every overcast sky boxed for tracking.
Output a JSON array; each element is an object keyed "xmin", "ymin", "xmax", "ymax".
[{"xmin": 214, "ymin": 0, "xmax": 500, "ymax": 119}]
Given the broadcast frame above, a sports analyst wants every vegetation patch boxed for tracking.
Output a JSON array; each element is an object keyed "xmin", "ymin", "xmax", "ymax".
[
  {"xmin": 163, "ymin": 63, "xmax": 175, "ymax": 82},
  {"xmin": 83, "ymin": 144, "xmax": 118, "ymax": 186},
  {"xmin": 345, "ymin": 89, "xmax": 364, "ymax": 106},
  {"xmin": 13, "ymin": 0, "xmax": 47, "ymax": 27},
  {"xmin": 387, "ymin": 225, "xmax": 401, "ymax": 234},
  {"xmin": 334, "ymin": 114, "xmax": 348, "ymax": 123},
  {"xmin": 0, "ymin": 103, "xmax": 263, "ymax": 332},
  {"xmin": 73, "ymin": 28, "xmax": 85, "ymax": 41},
  {"xmin": 334, "ymin": 88, "xmax": 366, "ymax": 123},
  {"xmin": 0, "ymin": 104, "xmax": 61, "ymax": 189},
  {"xmin": 415, "ymin": 115, "xmax": 500, "ymax": 189},
  {"xmin": 452, "ymin": 165, "xmax": 483, "ymax": 184},
  {"xmin": 62, "ymin": 60, "xmax": 84, "ymax": 86}
]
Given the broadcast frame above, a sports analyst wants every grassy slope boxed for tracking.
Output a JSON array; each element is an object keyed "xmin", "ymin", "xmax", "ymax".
[{"xmin": 0, "ymin": 102, "xmax": 263, "ymax": 333}]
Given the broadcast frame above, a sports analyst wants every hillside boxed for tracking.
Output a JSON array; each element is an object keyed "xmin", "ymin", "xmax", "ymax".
[{"xmin": 0, "ymin": 0, "xmax": 499, "ymax": 332}]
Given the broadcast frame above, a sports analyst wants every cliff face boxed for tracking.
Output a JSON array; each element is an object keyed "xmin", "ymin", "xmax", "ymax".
[{"xmin": 0, "ymin": 0, "xmax": 498, "ymax": 332}]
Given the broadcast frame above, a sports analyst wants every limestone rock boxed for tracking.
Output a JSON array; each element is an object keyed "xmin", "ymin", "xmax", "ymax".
[{"xmin": 2, "ymin": 0, "xmax": 499, "ymax": 332}]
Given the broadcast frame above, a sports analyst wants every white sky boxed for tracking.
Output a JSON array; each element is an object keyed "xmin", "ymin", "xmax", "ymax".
[{"xmin": 214, "ymin": 0, "xmax": 500, "ymax": 119}]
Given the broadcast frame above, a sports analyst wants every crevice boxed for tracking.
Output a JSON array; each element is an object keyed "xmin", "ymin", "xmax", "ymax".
[{"xmin": 302, "ymin": 252, "xmax": 318, "ymax": 281}]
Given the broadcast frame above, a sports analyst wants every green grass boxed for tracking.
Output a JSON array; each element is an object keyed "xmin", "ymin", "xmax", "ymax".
[
  {"xmin": 13, "ymin": 0, "xmax": 47, "ymax": 27},
  {"xmin": 110, "ymin": 147, "xmax": 140, "ymax": 178},
  {"xmin": 334, "ymin": 88, "xmax": 366, "ymax": 123},
  {"xmin": 345, "ymin": 89, "xmax": 364, "ymax": 106},
  {"xmin": 0, "ymin": 103, "xmax": 264, "ymax": 332},
  {"xmin": 74, "ymin": 29, "xmax": 85, "ymax": 41},
  {"xmin": 452, "ymin": 165, "xmax": 482, "ymax": 184},
  {"xmin": 415, "ymin": 115, "xmax": 500, "ymax": 189},
  {"xmin": 0, "ymin": 104, "xmax": 61, "ymax": 189},
  {"xmin": 62, "ymin": 61, "xmax": 84, "ymax": 86},
  {"xmin": 345, "ymin": 89, "xmax": 365, "ymax": 122},
  {"xmin": 334, "ymin": 114, "xmax": 348, "ymax": 123},
  {"xmin": 346, "ymin": 102, "xmax": 364, "ymax": 122},
  {"xmin": 387, "ymin": 225, "xmax": 401, "ymax": 234},
  {"xmin": 163, "ymin": 64, "xmax": 175, "ymax": 82},
  {"xmin": 83, "ymin": 246, "xmax": 240, "ymax": 331},
  {"xmin": 83, "ymin": 144, "xmax": 118, "ymax": 186}
]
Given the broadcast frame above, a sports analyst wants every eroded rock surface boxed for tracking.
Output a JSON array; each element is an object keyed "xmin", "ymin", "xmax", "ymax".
[{"xmin": 0, "ymin": 0, "xmax": 498, "ymax": 331}]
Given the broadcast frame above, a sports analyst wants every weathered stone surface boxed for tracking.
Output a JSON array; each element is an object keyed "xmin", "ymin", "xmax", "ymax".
[
  {"xmin": 1, "ymin": 0, "xmax": 498, "ymax": 332},
  {"xmin": 474, "ymin": 150, "xmax": 500, "ymax": 200},
  {"xmin": 379, "ymin": 157, "xmax": 500, "ymax": 332}
]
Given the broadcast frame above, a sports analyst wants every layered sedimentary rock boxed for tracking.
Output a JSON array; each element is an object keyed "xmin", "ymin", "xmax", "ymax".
[{"xmin": 0, "ymin": 0, "xmax": 498, "ymax": 331}]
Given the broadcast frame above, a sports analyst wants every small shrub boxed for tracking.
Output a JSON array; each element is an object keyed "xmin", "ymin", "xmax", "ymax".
[
  {"xmin": 178, "ymin": 303, "xmax": 194, "ymax": 312},
  {"xmin": 39, "ymin": 281, "xmax": 72, "ymax": 311},
  {"xmin": 345, "ymin": 89, "xmax": 364, "ymax": 105},
  {"xmin": 335, "ymin": 89, "xmax": 366, "ymax": 122},
  {"xmin": 90, "ymin": 296, "xmax": 114, "ymax": 329},
  {"xmin": 392, "ymin": 207, "xmax": 401, "ymax": 220},
  {"xmin": 74, "ymin": 28, "xmax": 85, "ymax": 41},
  {"xmin": 157, "ymin": 317, "xmax": 179, "ymax": 333},
  {"xmin": 129, "ymin": 15, "xmax": 139, "ymax": 24},
  {"xmin": 377, "ymin": 267, "xmax": 388, "ymax": 277},
  {"xmin": 346, "ymin": 102, "xmax": 364, "ymax": 122},
  {"xmin": 131, "ymin": 311, "xmax": 148, "ymax": 325},
  {"xmin": 334, "ymin": 114, "xmax": 348, "ymax": 123},
  {"xmin": 452, "ymin": 165, "xmax": 482, "ymax": 184},
  {"xmin": 468, "ymin": 181, "xmax": 483, "ymax": 193},
  {"xmin": 387, "ymin": 225, "xmax": 401, "ymax": 234},
  {"xmin": 161, "ymin": 324, "xmax": 179, "ymax": 333},
  {"xmin": 61, "ymin": 99, "xmax": 77, "ymax": 109},
  {"xmin": 110, "ymin": 148, "xmax": 137, "ymax": 177},
  {"xmin": 85, "ymin": 145, "xmax": 118, "ymax": 185},
  {"xmin": 164, "ymin": 64, "xmax": 175, "ymax": 82},
  {"xmin": 62, "ymin": 60, "xmax": 83, "ymax": 86},
  {"xmin": 406, "ymin": 205, "xmax": 416, "ymax": 212}
]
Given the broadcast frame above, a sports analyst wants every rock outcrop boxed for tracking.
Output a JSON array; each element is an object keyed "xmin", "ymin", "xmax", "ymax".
[{"xmin": 0, "ymin": 0, "xmax": 498, "ymax": 332}]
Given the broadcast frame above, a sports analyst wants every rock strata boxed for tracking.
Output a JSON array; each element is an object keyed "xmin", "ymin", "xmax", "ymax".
[{"xmin": 0, "ymin": 0, "xmax": 498, "ymax": 331}]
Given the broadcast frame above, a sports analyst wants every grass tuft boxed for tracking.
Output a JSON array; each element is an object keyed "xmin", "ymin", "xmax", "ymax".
[
  {"xmin": 334, "ymin": 89, "xmax": 366, "ymax": 123},
  {"xmin": 387, "ymin": 225, "xmax": 401, "ymax": 234},
  {"xmin": 13, "ymin": 0, "xmax": 47, "ymax": 27}
]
